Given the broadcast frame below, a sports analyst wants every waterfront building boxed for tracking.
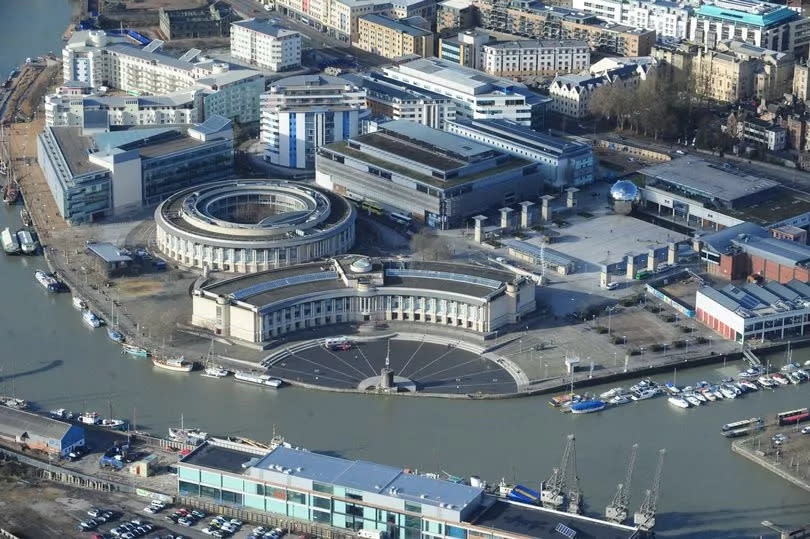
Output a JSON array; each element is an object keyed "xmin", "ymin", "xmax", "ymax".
[
  {"xmin": 260, "ymin": 75, "xmax": 368, "ymax": 169},
  {"xmin": 445, "ymin": 119, "xmax": 594, "ymax": 188},
  {"xmin": 44, "ymin": 90, "xmax": 202, "ymax": 128},
  {"xmin": 474, "ymin": 1, "xmax": 657, "ymax": 57},
  {"xmin": 230, "ymin": 18, "xmax": 302, "ymax": 72},
  {"xmin": 571, "ymin": 0, "xmax": 692, "ymax": 40},
  {"xmin": 37, "ymin": 116, "xmax": 234, "ymax": 224},
  {"xmin": 158, "ymin": 2, "xmax": 238, "ymax": 40},
  {"xmin": 355, "ymin": 14, "xmax": 435, "ymax": 59},
  {"xmin": 481, "ymin": 39, "xmax": 590, "ymax": 77},
  {"xmin": 176, "ymin": 440, "xmax": 638, "ymax": 538},
  {"xmin": 315, "ymin": 120, "xmax": 544, "ymax": 227},
  {"xmin": 341, "ymin": 72, "xmax": 456, "ymax": 129},
  {"xmin": 688, "ymin": 0, "xmax": 810, "ymax": 54},
  {"xmin": 155, "ymin": 180, "xmax": 356, "ymax": 274},
  {"xmin": 0, "ymin": 406, "xmax": 85, "ymax": 458},
  {"xmin": 192, "ymin": 255, "xmax": 536, "ymax": 341},
  {"xmin": 438, "ymin": 30, "xmax": 490, "ymax": 70},
  {"xmin": 437, "ymin": 0, "xmax": 476, "ymax": 33},
  {"xmin": 382, "ymin": 57, "xmax": 550, "ymax": 128}
]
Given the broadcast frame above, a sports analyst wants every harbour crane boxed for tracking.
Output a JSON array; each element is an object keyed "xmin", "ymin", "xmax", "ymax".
[
  {"xmin": 634, "ymin": 448, "xmax": 666, "ymax": 531},
  {"xmin": 541, "ymin": 434, "xmax": 575, "ymax": 511},
  {"xmin": 605, "ymin": 443, "xmax": 638, "ymax": 523},
  {"xmin": 565, "ymin": 434, "xmax": 581, "ymax": 515}
]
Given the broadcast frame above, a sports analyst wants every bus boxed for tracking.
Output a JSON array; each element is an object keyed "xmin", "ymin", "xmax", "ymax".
[
  {"xmin": 388, "ymin": 212, "xmax": 412, "ymax": 226},
  {"xmin": 360, "ymin": 200, "xmax": 383, "ymax": 215}
]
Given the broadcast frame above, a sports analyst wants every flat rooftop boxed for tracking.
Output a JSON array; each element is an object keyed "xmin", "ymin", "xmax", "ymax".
[
  {"xmin": 700, "ymin": 279, "xmax": 810, "ymax": 318},
  {"xmin": 231, "ymin": 18, "xmax": 298, "ymax": 37},
  {"xmin": 180, "ymin": 442, "xmax": 258, "ymax": 474},
  {"xmin": 341, "ymin": 72, "xmax": 448, "ymax": 102},
  {"xmin": 204, "ymin": 262, "xmax": 330, "ymax": 297},
  {"xmin": 389, "ymin": 57, "xmax": 532, "ymax": 96},
  {"xmin": 640, "ymin": 158, "xmax": 778, "ymax": 203},
  {"xmin": 50, "ymin": 127, "xmax": 103, "ymax": 176},
  {"xmin": 448, "ymin": 119, "xmax": 589, "ymax": 156},
  {"xmin": 473, "ymin": 499, "xmax": 636, "ymax": 539},
  {"xmin": 136, "ymin": 133, "xmax": 206, "ymax": 158},
  {"xmin": 360, "ymin": 14, "xmax": 432, "ymax": 36}
]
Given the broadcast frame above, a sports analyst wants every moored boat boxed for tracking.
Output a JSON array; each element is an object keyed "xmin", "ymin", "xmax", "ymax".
[
  {"xmin": 631, "ymin": 388, "xmax": 658, "ymax": 401},
  {"xmin": 78, "ymin": 412, "xmax": 100, "ymax": 425},
  {"xmin": 82, "ymin": 310, "xmax": 102, "ymax": 328},
  {"xmin": 719, "ymin": 386, "xmax": 737, "ymax": 399},
  {"xmin": 16, "ymin": 229, "xmax": 37, "ymax": 254},
  {"xmin": 234, "ymin": 370, "xmax": 283, "ymax": 388},
  {"xmin": 49, "ymin": 408, "xmax": 74, "ymax": 420},
  {"xmin": 609, "ymin": 394, "xmax": 631, "ymax": 405},
  {"xmin": 35, "ymin": 270, "xmax": 59, "ymax": 292},
  {"xmin": 106, "ymin": 327, "xmax": 125, "ymax": 343},
  {"xmin": 168, "ymin": 427, "xmax": 208, "ymax": 444},
  {"xmin": 722, "ymin": 417, "xmax": 763, "ymax": 432},
  {"xmin": 668, "ymin": 396, "xmax": 690, "ymax": 409},
  {"xmin": 19, "ymin": 208, "xmax": 31, "ymax": 227},
  {"xmin": 600, "ymin": 387, "xmax": 624, "ymax": 399},
  {"xmin": 664, "ymin": 382, "xmax": 681, "ymax": 394},
  {"xmin": 570, "ymin": 399, "xmax": 607, "ymax": 414},
  {"xmin": 684, "ymin": 394, "xmax": 701, "ymax": 407},
  {"xmin": 122, "ymin": 343, "xmax": 149, "ymax": 357},
  {"xmin": 3, "ymin": 180, "xmax": 18, "ymax": 205},
  {"xmin": 740, "ymin": 380, "xmax": 759, "ymax": 391},
  {"xmin": 2, "ymin": 227, "xmax": 20, "ymax": 254},
  {"xmin": 758, "ymin": 376, "xmax": 776, "ymax": 388},
  {"xmin": 152, "ymin": 356, "xmax": 193, "ymax": 372},
  {"xmin": 201, "ymin": 365, "xmax": 229, "ymax": 378},
  {"xmin": 71, "ymin": 296, "xmax": 86, "ymax": 310},
  {"xmin": 701, "ymin": 389, "xmax": 717, "ymax": 401},
  {"xmin": 1, "ymin": 397, "xmax": 27, "ymax": 409},
  {"xmin": 99, "ymin": 418, "xmax": 127, "ymax": 430}
]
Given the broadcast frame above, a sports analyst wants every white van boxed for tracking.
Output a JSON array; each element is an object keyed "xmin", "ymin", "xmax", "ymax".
[{"xmin": 357, "ymin": 530, "xmax": 383, "ymax": 539}]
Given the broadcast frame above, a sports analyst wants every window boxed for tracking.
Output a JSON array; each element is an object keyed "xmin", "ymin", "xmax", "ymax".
[
  {"xmin": 405, "ymin": 502, "xmax": 422, "ymax": 514},
  {"xmin": 313, "ymin": 496, "xmax": 332, "ymax": 510},
  {"xmin": 287, "ymin": 490, "xmax": 307, "ymax": 504},
  {"xmin": 179, "ymin": 481, "xmax": 200, "ymax": 497}
]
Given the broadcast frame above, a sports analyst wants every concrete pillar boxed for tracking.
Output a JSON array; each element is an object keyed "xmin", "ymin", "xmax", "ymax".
[
  {"xmin": 626, "ymin": 254, "xmax": 636, "ymax": 279},
  {"xmin": 500, "ymin": 207, "xmax": 514, "ymax": 231},
  {"xmin": 540, "ymin": 195, "xmax": 555, "ymax": 221},
  {"xmin": 647, "ymin": 248, "xmax": 657, "ymax": 272},
  {"xmin": 566, "ymin": 187, "xmax": 580, "ymax": 209},
  {"xmin": 519, "ymin": 201, "xmax": 535, "ymax": 229},
  {"xmin": 473, "ymin": 215, "xmax": 487, "ymax": 243},
  {"xmin": 668, "ymin": 242, "xmax": 677, "ymax": 265},
  {"xmin": 692, "ymin": 238, "xmax": 703, "ymax": 254},
  {"xmin": 599, "ymin": 264, "xmax": 609, "ymax": 288}
]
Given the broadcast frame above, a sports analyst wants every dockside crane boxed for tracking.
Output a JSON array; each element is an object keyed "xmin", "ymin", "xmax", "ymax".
[
  {"xmin": 605, "ymin": 443, "xmax": 638, "ymax": 523},
  {"xmin": 541, "ymin": 434, "xmax": 574, "ymax": 511},
  {"xmin": 634, "ymin": 448, "xmax": 666, "ymax": 531},
  {"xmin": 565, "ymin": 434, "xmax": 581, "ymax": 515}
]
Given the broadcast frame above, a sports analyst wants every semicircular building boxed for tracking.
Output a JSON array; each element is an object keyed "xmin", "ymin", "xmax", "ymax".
[{"xmin": 155, "ymin": 179, "xmax": 356, "ymax": 273}]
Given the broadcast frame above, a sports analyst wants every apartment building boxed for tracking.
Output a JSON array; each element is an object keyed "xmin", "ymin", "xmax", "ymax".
[
  {"xmin": 548, "ymin": 61, "xmax": 654, "ymax": 117},
  {"xmin": 382, "ymin": 57, "xmax": 550, "ymax": 127},
  {"xmin": 794, "ymin": 61, "xmax": 810, "ymax": 100},
  {"xmin": 355, "ymin": 14, "xmax": 435, "ymax": 59},
  {"xmin": 158, "ymin": 2, "xmax": 237, "ymax": 40},
  {"xmin": 261, "ymin": 75, "xmax": 369, "ymax": 169},
  {"xmin": 438, "ymin": 30, "xmax": 490, "ymax": 69},
  {"xmin": 572, "ymin": 0, "xmax": 692, "ymax": 40},
  {"xmin": 341, "ymin": 72, "xmax": 456, "ymax": 128},
  {"xmin": 689, "ymin": 0, "xmax": 810, "ymax": 55},
  {"xmin": 230, "ymin": 18, "xmax": 302, "ymax": 71},
  {"xmin": 195, "ymin": 69, "xmax": 267, "ymax": 124},
  {"xmin": 437, "ymin": 0, "xmax": 476, "ymax": 32},
  {"xmin": 482, "ymin": 39, "xmax": 590, "ymax": 77},
  {"xmin": 44, "ymin": 91, "xmax": 202, "ymax": 128}
]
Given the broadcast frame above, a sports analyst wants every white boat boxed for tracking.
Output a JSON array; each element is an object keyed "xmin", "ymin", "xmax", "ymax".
[
  {"xmin": 725, "ymin": 384, "xmax": 742, "ymax": 396},
  {"xmin": 234, "ymin": 370, "xmax": 283, "ymax": 388},
  {"xmin": 82, "ymin": 310, "xmax": 102, "ymax": 328},
  {"xmin": 631, "ymin": 388, "xmax": 658, "ymax": 401},
  {"xmin": 719, "ymin": 386, "xmax": 737, "ymax": 399},
  {"xmin": 152, "ymin": 356, "xmax": 193, "ymax": 373},
  {"xmin": 599, "ymin": 387, "xmax": 624, "ymax": 399},
  {"xmin": 758, "ymin": 376, "xmax": 776, "ymax": 388},
  {"xmin": 35, "ymin": 270, "xmax": 59, "ymax": 292},
  {"xmin": 772, "ymin": 374, "xmax": 790, "ymax": 386},
  {"xmin": 1, "ymin": 397, "xmax": 27, "ymax": 409},
  {"xmin": 99, "ymin": 418, "xmax": 127, "ymax": 430},
  {"xmin": 609, "ymin": 395, "xmax": 631, "ymax": 405},
  {"xmin": 701, "ymin": 389, "xmax": 717, "ymax": 401},
  {"xmin": 665, "ymin": 383, "xmax": 681, "ymax": 394},
  {"xmin": 49, "ymin": 408, "xmax": 73, "ymax": 420},
  {"xmin": 740, "ymin": 381, "xmax": 759, "ymax": 391},
  {"xmin": 1, "ymin": 227, "xmax": 20, "ymax": 254},
  {"xmin": 201, "ymin": 365, "xmax": 230, "ymax": 378},
  {"xmin": 168, "ymin": 427, "xmax": 208, "ymax": 444},
  {"xmin": 78, "ymin": 412, "xmax": 100, "ymax": 425},
  {"xmin": 692, "ymin": 391, "xmax": 707, "ymax": 403},
  {"xmin": 668, "ymin": 396, "xmax": 690, "ymax": 409},
  {"xmin": 71, "ymin": 296, "xmax": 86, "ymax": 310},
  {"xmin": 16, "ymin": 229, "xmax": 37, "ymax": 254},
  {"xmin": 684, "ymin": 394, "xmax": 701, "ymax": 407}
]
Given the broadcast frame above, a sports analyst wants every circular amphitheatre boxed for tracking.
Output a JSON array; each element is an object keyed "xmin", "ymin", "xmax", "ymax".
[
  {"xmin": 155, "ymin": 179, "xmax": 355, "ymax": 273},
  {"xmin": 267, "ymin": 338, "xmax": 519, "ymax": 396}
]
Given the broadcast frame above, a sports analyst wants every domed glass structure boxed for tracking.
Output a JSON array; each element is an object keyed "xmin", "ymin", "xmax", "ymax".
[{"xmin": 610, "ymin": 180, "xmax": 640, "ymax": 215}]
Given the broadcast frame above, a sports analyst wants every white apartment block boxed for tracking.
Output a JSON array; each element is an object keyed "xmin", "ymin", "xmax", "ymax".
[
  {"xmin": 195, "ymin": 69, "xmax": 267, "ymax": 124},
  {"xmin": 482, "ymin": 39, "xmax": 590, "ymax": 77},
  {"xmin": 549, "ymin": 61, "xmax": 654, "ymax": 118},
  {"xmin": 572, "ymin": 0, "xmax": 692, "ymax": 39},
  {"xmin": 230, "ymin": 18, "xmax": 302, "ymax": 71},
  {"xmin": 44, "ymin": 91, "xmax": 202, "ymax": 128}
]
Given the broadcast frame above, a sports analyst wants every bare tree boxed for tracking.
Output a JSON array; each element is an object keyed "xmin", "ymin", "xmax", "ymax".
[{"xmin": 409, "ymin": 229, "xmax": 452, "ymax": 261}]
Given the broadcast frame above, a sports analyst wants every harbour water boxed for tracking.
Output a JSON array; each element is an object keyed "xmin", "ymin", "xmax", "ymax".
[
  {"xmin": 2, "ymin": 7, "xmax": 810, "ymax": 537},
  {"xmin": 0, "ymin": 1, "xmax": 74, "ymax": 75}
]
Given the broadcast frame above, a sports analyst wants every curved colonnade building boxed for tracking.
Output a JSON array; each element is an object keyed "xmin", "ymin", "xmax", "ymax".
[
  {"xmin": 155, "ymin": 179, "xmax": 356, "ymax": 273},
  {"xmin": 191, "ymin": 255, "xmax": 537, "ymax": 343}
]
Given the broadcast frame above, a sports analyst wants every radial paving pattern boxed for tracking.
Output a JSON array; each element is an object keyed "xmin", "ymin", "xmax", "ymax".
[{"xmin": 268, "ymin": 339, "xmax": 518, "ymax": 395}]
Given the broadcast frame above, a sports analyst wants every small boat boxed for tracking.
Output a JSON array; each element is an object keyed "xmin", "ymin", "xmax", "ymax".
[
  {"xmin": 122, "ymin": 343, "xmax": 149, "ymax": 357},
  {"xmin": 720, "ymin": 377, "xmax": 734, "ymax": 384},
  {"xmin": 719, "ymin": 386, "xmax": 737, "ymax": 399},
  {"xmin": 758, "ymin": 376, "xmax": 776, "ymax": 388},
  {"xmin": 71, "ymin": 296, "xmax": 86, "ymax": 310},
  {"xmin": 599, "ymin": 387, "xmax": 624, "ymax": 399},
  {"xmin": 781, "ymin": 362, "xmax": 799, "ymax": 373},
  {"xmin": 2, "ymin": 227, "xmax": 20, "ymax": 254},
  {"xmin": 609, "ymin": 394, "xmax": 631, "ymax": 405},
  {"xmin": 668, "ymin": 396, "xmax": 690, "ymax": 409},
  {"xmin": 772, "ymin": 374, "xmax": 790, "ymax": 386},
  {"xmin": 740, "ymin": 380, "xmax": 759, "ymax": 391},
  {"xmin": 82, "ymin": 310, "xmax": 102, "ymax": 328},
  {"xmin": 19, "ymin": 209, "xmax": 31, "ymax": 227},
  {"xmin": 201, "ymin": 365, "xmax": 229, "ymax": 378},
  {"xmin": 106, "ymin": 327, "xmax": 125, "ymax": 343},
  {"xmin": 49, "ymin": 408, "xmax": 73, "ymax": 420},
  {"xmin": 723, "ymin": 426, "xmax": 763, "ymax": 438},
  {"xmin": 168, "ymin": 427, "xmax": 208, "ymax": 444},
  {"xmin": 16, "ymin": 230, "xmax": 37, "ymax": 254},
  {"xmin": 570, "ymin": 400, "xmax": 607, "ymax": 414},
  {"xmin": 788, "ymin": 372, "xmax": 802, "ymax": 384},
  {"xmin": 99, "ymin": 418, "xmax": 127, "ymax": 430},
  {"xmin": 684, "ymin": 394, "xmax": 701, "ymax": 407},
  {"xmin": 1, "ymin": 397, "xmax": 27, "ymax": 409},
  {"xmin": 722, "ymin": 417, "xmax": 763, "ymax": 432},
  {"xmin": 692, "ymin": 391, "xmax": 707, "ymax": 403},
  {"xmin": 78, "ymin": 412, "xmax": 100, "ymax": 425},
  {"xmin": 234, "ymin": 370, "xmax": 283, "ymax": 388},
  {"xmin": 631, "ymin": 388, "xmax": 658, "ymax": 401},
  {"xmin": 3, "ymin": 180, "xmax": 18, "ymax": 205},
  {"xmin": 152, "ymin": 356, "xmax": 193, "ymax": 373},
  {"xmin": 665, "ymin": 383, "xmax": 681, "ymax": 394},
  {"xmin": 725, "ymin": 383, "xmax": 741, "ymax": 396},
  {"xmin": 701, "ymin": 389, "xmax": 717, "ymax": 401},
  {"xmin": 549, "ymin": 394, "xmax": 574, "ymax": 407},
  {"xmin": 35, "ymin": 270, "xmax": 60, "ymax": 292}
]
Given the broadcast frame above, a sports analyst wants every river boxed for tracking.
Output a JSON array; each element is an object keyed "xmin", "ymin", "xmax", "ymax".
[{"xmin": 3, "ymin": 5, "xmax": 810, "ymax": 537}]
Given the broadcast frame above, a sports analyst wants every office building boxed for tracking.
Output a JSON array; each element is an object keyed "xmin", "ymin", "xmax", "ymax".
[
  {"xmin": 261, "ymin": 75, "xmax": 368, "ymax": 169},
  {"xmin": 341, "ymin": 72, "xmax": 456, "ymax": 129},
  {"xmin": 230, "ymin": 18, "xmax": 302, "ymax": 71},
  {"xmin": 437, "ymin": 0, "xmax": 476, "ymax": 32},
  {"xmin": 37, "ymin": 116, "xmax": 234, "ymax": 224},
  {"xmin": 482, "ymin": 39, "xmax": 590, "ymax": 77},
  {"xmin": 44, "ymin": 90, "xmax": 202, "ymax": 128},
  {"xmin": 571, "ymin": 0, "xmax": 693, "ymax": 40},
  {"xmin": 383, "ymin": 57, "xmax": 549, "ymax": 128},
  {"xmin": 316, "ymin": 120, "xmax": 544, "ymax": 227},
  {"xmin": 438, "ymin": 30, "xmax": 490, "ymax": 70},
  {"xmin": 689, "ymin": 0, "xmax": 810, "ymax": 54},
  {"xmin": 446, "ymin": 118, "xmax": 594, "ymax": 188},
  {"xmin": 356, "ymin": 14, "xmax": 435, "ymax": 59},
  {"xmin": 158, "ymin": 2, "xmax": 238, "ymax": 40}
]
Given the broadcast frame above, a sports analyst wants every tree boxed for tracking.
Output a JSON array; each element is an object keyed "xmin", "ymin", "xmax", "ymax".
[{"xmin": 409, "ymin": 229, "xmax": 452, "ymax": 261}]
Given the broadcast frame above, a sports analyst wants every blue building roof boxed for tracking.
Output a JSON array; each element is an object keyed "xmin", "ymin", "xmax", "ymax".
[{"xmin": 696, "ymin": 3, "xmax": 797, "ymax": 27}]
